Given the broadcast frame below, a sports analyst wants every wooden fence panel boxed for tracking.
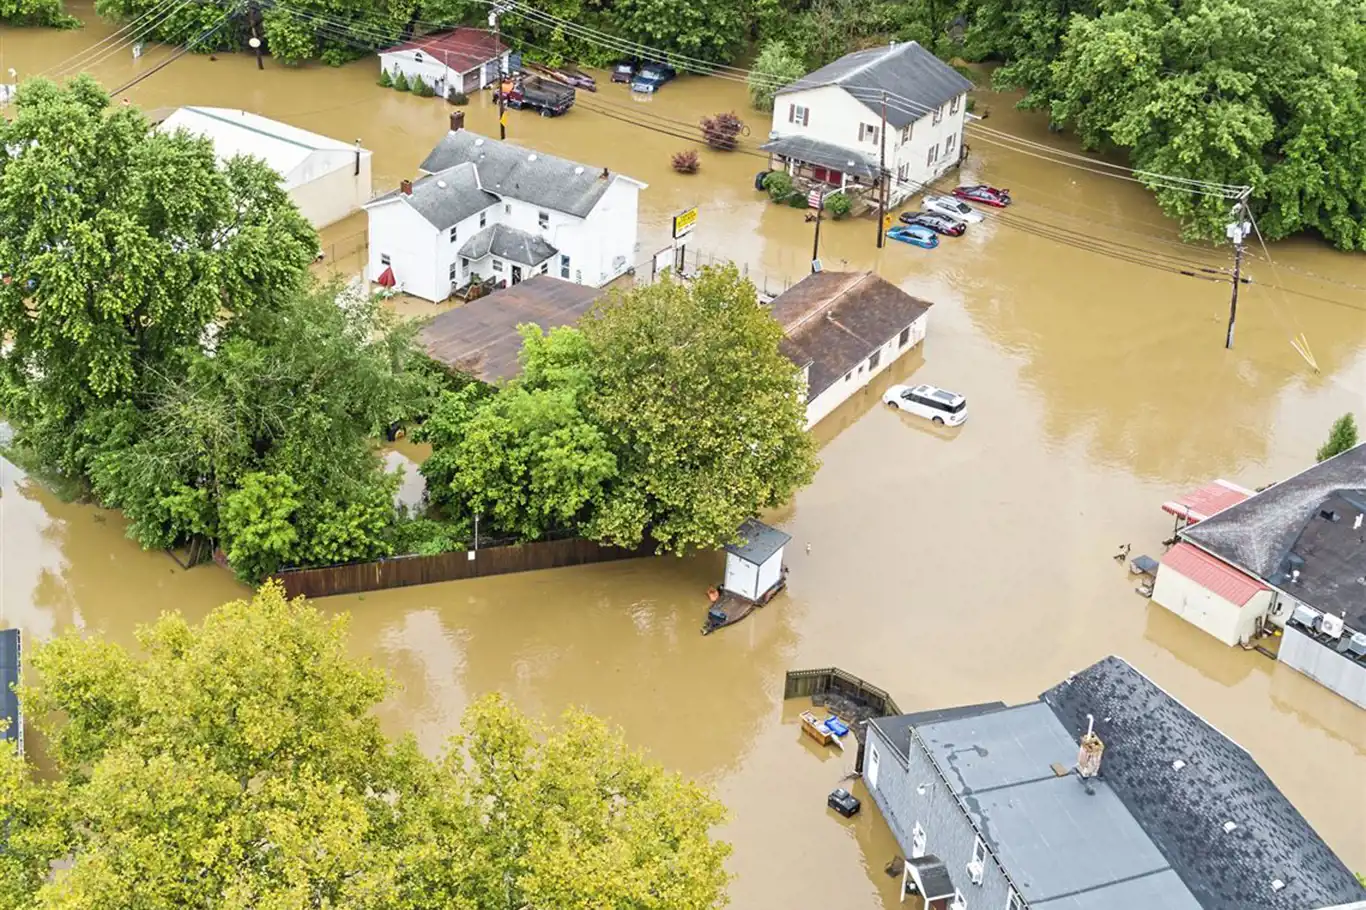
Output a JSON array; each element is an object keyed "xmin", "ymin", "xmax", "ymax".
[
  {"xmin": 782, "ymin": 667, "xmax": 900, "ymax": 717},
  {"xmin": 270, "ymin": 538, "xmax": 651, "ymax": 599}
]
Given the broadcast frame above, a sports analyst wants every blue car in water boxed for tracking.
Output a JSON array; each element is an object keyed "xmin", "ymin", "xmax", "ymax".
[
  {"xmin": 631, "ymin": 62, "xmax": 677, "ymax": 93},
  {"xmin": 886, "ymin": 224, "xmax": 939, "ymax": 249}
]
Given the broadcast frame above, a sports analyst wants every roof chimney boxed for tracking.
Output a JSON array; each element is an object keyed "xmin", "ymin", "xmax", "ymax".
[
  {"xmin": 600, "ymin": 166, "xmax": 609, "ymax": 180},
  {"xmin": 449, "ymin": 110, "xmax": 465, "ymax": 133},
  {"xmin": 1077, "ymin": 714, "xmax": 1104, "ymax": 779},
  {"xmin": 400, "ymin": 178, "xmax": 413, "ymax": 196}
]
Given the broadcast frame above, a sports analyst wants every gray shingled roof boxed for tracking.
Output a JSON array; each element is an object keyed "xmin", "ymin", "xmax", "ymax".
[
  {"xmin": 1, "ymin": 628, "xmax": 20, "ymax": 752},
  {"xmin": 724, "ymin": 518, "xmax": 791, "ymax": 566},
  {"xmin": 758, "ymin": 134, "xmax": 879, "ymax": 179},
  {"xmin": 420, "ymin": 130, "xmax": 640, "ymax": 217},
  {"xmin": 459, "ymin": 223, "xmax": 557, "ymax": 266},
  {"xmin": 1182, "ymin": 443, "xmax": 1366, "ymax": 617},
  {"xmin": 369, "ymin": 162, "xmax": 497, "ymax": 231},
  {"xmin": 906, "ymin": 855, "xmax": 955, "ymax": 901},
  {"xmin": 777, "ymin": 41, "xmax": 973, "ymax": 129},
  {"xmin": 1042, "ymin": 656, "xmax": 1366, "ymax": 910}
]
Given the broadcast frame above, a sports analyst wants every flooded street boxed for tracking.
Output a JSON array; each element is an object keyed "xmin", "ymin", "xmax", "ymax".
[{"xmin": 2, "ymin": 8, "xmax": 1365, "ymax": 907}]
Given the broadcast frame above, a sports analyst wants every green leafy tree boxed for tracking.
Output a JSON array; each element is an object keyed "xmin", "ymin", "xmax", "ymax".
[
  {"xmin": 748, "ymin": 41, "xmax": 806, "ymax": 111},
  {"xmin": 608, "ymin": 0, "xmax": 747, "ymax": 62},
  {"xmin": 0, "ymin": 76, "xmax": 316, "ymax": 477},
  {"xmin": 579, "ymin": 266, "xmax": 817, "ymax": 553},
  {"xmin": 5, "ymin": 585, "xmax": 732, "ymax": 909},
  {"xmin": 1316, "ymin": 413, "xmax": 1359, "ymax": 462},
  {"xmin": 0, "ymin": 0, "xmax": 78, "ymax": 26}
]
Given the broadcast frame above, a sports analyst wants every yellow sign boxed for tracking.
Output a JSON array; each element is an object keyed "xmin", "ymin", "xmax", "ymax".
[
  {"xmin": 672, "ymin": 206, "xmax": 698, "ymax": 238},
  {"xmin": 500, "ymin": 111, "xmax": 509, "ymax": 127},
  {"xmin": 883, "ymin": 215, "xmax": 894, "ymax": 229}
]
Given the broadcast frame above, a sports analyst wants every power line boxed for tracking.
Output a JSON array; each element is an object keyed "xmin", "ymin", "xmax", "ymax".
[
  {"xmin": 36, "ymin": 0, "xmax": 190, "ymax": 79},
  {"xmin": 110, "ymin": 7, "xmax": 242, "ymax": 96}
]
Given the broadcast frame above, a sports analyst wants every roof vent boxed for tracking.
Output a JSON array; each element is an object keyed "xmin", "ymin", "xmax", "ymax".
[
  {"xmin": 436, "ymin": 180, "xmax": 447, "ymax": 189},
  {"xmin": 528, "ymin": 153, "xmax": 537, "ymax": 161},
  {"xmin": 1355, "ymin": 513, "xmax": 1363, "ymax": 530},
  {"xmin": 475, "ymin": 138, "xmax": 484, "ymax": 146},
  {"xmin": 1271, "ymin": 880, "xmax": 1285, "ymax": 892},
  {"xmin": 574, "ymin": 166, "xmax": 584, "ymax": 175},
  {"xmin": 1172, "ymin": 759, "xmax": 1186, "ymax": 771},
  {"xmin": 1222, "ymin": 821, "xmax": 1237, "ymax": 834},
  {"xmin": 1320, "ymin": 508, "xmax": 1339, "ymax": 522}
]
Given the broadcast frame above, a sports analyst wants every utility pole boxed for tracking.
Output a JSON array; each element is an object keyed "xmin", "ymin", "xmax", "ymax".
[
  {"xmin": 247, "ymin": 2, "xmax": 264, "ymax": 70},
  {"xmin": 1224, "ymin": 194, "xmax": 1252, "ymax": 350},
  {"xmin": 875, "ymin": 91, "xmax": 888, "ymax": 249},
  {"xmin": 809, "ymin": 192, "xmax": 823, "ymax": 271},
  {"xmin": 489, "ymin": 6, "xmax": 507, "ymax": 140}
]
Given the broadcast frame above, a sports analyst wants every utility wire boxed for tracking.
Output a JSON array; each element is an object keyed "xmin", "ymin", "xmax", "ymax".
[
  {"xmin": 36, "ymin": 0, "xmax": 190, "ymax": 79},
  {"xmin": 110, "ymin": 7, "xmax": 241, "ymax": 96}
]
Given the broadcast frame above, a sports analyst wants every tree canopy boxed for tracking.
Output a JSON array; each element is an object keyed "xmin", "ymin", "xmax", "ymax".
[
  {"xmin": 3, "ymin": 583, "xmax": 732, "ymax": 909},
  {"xmin": 421, "ymin": 266, "xmax": 818, "ymax": 554},
  {"xmin": 0, "ymin": 0, "xmax": 77, "ymax": 27},
  {"xmin": 1316, "ymin": 413, "xmax": 1359, "ymax": 462}
]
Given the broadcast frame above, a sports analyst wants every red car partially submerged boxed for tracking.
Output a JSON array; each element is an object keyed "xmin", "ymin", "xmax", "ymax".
[{"xmin": 953, "ymin": 184, "xmax": 1012, "ymax": 207}]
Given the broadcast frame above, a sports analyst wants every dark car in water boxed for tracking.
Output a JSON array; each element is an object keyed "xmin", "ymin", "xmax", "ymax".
[
  {"xmin": 899, "ymin": 210, "xmax": 967, "ymax": 236},
  {"xmin": 631, "ymin": 61, "xmax": 677, "ymax": 93},
  {"xmin": 611, "ymin": 60, "xmax": 636, "ymax": 83}
]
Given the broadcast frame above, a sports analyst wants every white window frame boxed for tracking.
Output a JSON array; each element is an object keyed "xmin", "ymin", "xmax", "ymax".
[
  {"xmin": 868, "ymin": 349, "xmax": 880, "ymax": 370},
  {"xmin": 538, "ymin": 210, "xmax": 550, "ymax": 229},
  {"xmin": 491, "ymin": 259, "xmax": 504, "ymax": 272},
  {"xmin": 972, "ymin": 837, "xmax": 986, "ymax": 865},
  {"xmin": 505, "ymin": 203, "xmax": 512, "ymax": 214},
  {"xmin": 560, "ymin": 254, "xmax": 570, "ymax": 278},
  {"xmin": 1007, "ymin": 889, "xmax": 1022, "ymax": 910},
  {"xmin": 414, "ymin": 51, "xmax": 424, "ymax": 62},
  {"xmin": 951, "ymin": 889, "xmax": 966, "ymax": 910},
  {"xmin": 927, "ymin": 143, "xmax": 940, "ymax": 166},
  {"xmin": 448, "ymin": 260, "xmax": 459, "ymax": 280},
  {"xmin": 789, "ymin": 103, "xmax": 809, "ymax": 126},
  {"xmin": 479, "ymin": 211, "xmax": 487, "ymax": 228},
  {"xmin": 945, "ymin": 133, "xmax": 958, "ymax": 158},
  {"xmin": 897, "ymin": 162, "xmax": 909, "ymax": 181},
  {"xmin": 860, "ymin": 123, "xmax": 879, "ymax": 144},
  {"xmin": 911, "ymin": 822, "xmax": 927, "ymax": 859},
  {"xmin": 967, "ymin": 836, "xmax": 986, "ymax": 885},
  {"xmin": 933, "ymin": 105, "xmax": 944, "ymax": 126},
  {"xmin": 900, "ymin": 123, "xmax": 911, "ymax": 143},
  {"xmin": 449, "ymin": 225, "xmax": 458, "ymax": 243},
  {"xmin": 950, "ymin": 94, "xmax": 962, "ymax": 115},
  {"xmin": 380, "ymin": 253, "xmax": 391, "ymax": 266}
]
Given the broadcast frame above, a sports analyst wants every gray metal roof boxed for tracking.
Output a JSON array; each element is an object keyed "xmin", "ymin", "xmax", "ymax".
[
  {"xmin": 724, "ymin": 518, "xmax": 790, "ymax": 566},
  {"xmin": 1, "ymin": 628, "xmax": 20, "ymax": 750},
  {"xmin": 776, "ymin": 41, "xmax": 974, "ymax": 129},
  {"xmin": 459, "ymin": 223, "xmax": 557, "ymax": 266},
  {"xmin": 1182, "ymin": 443, "xmax": 1366, "ymax": 619},
  {"xmin": 369, "ymin": 162, "xmax": 497, "ymax": 231},
  {"xmin": 420, "ymin": 130, "xmax": 641, "ymax": 217},
  {"xmin": 1042, "ymin": 656, "xmax": 1366, "ymax": 910},
  {"xmin": 871, "ymin": 702, "xmax": 1006, "ymax": 762},
  {"xmin": 759, "ymin": 134, "xmax": 879, "ymax": 179},
  {"xmin": 916, "ymin": 701, "xmax": 1203, "ymax": 910}
]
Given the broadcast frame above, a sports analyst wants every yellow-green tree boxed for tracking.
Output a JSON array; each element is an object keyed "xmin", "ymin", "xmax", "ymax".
[{"xmin": 4, "ymin": 584, "xmax": 731, "ymax": 909}]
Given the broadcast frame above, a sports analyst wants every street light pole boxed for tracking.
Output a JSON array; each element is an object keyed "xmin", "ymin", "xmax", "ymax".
[
  {"xmin": 490, "ymin": 6, "xmax": 506, "ymax": 140},
  {"xmin": 1224, "ymin": 196, "xmax": 1251, "ymax": 350},
  {"xmin": 876, "ymin": 91, "xmax": 888, "ymax": 249}
]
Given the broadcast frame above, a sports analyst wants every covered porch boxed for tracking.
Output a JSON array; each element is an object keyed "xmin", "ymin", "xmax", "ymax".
[
  {"xmin": 759, "ymin": 134, "xmax": 882, "ymax": 204},
  {"xmin": 456, "ymin": 223, "xmax": 557, "ymax": 290}
]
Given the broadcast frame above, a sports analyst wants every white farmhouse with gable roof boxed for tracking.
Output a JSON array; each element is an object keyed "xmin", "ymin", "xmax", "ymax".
[
  {"xmin": 157, "ymin": 106, "xmax": 371, "ymax": 229},
  {"xmin": 762, "ymin": 42, "xmax": 972, "ymax": 206},
  {"xmin": 364, "ymin": 129, "xmax": 646, "ymax": 302}
]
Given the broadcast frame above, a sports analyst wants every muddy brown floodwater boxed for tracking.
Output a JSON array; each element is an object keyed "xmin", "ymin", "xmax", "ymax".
[{"xmin": 3, "ymin": 7, "xmax": 1366, "ymax": 907}]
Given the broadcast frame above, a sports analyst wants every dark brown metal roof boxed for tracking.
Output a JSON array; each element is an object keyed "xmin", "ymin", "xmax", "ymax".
[
  {"xmin": 418, "ymin": 276, "xmax": 603, "ymax": 383},
  {"xmin": 772, "ymin": 272, "xmax": 932, "ymax": 400}
]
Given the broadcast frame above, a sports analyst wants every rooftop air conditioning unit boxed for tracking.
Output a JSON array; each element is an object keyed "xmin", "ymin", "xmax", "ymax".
[
  {"xmin": 1320, "ymin": 613, "xmax": 1345, "ymax": 639},
  {"xmin": 966, "ymin": 860, "xmax": 984, "ymax": 885}
]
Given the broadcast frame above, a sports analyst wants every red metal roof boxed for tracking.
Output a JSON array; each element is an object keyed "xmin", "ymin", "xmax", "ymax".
[
  {"xmin": 1161, "ymin": 479, "xmax": 1252, "ymax": 523},
  {"xmin": 1160, "ymin": 543, "xmax": 1268, "ymax": 606},
  {"xmin": 386, "ymin": 28, "xmax": 506, "ymax": 72}
]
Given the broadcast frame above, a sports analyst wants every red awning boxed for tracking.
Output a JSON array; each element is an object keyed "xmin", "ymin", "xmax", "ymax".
[
  {"xmin": 1161, "ymin": 479, "xmax": 1252, "ymax": 524},
  {"xmin": 1160, "ymin": 543, "xmax": 1267, "ymax": 606},
  {"xmin": 376, "ymin": 266, "xmax": 396, "ymax": 288}
]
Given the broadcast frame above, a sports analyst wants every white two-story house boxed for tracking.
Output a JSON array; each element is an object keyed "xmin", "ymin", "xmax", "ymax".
[
  {"xmin": 761, "ymin": 41, "xmax": 973, "ymax": 206},
  {"xmin": 364, "ymin": 130, "xmax": 646, "ymax": 302}
]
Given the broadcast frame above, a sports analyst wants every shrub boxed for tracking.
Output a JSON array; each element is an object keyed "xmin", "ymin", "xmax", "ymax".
[
  {"xmin": 824, "ymin": 192, "xmax": 852, "ymax": 219},
  {"xmin": 747, "ymin": 41, "xmax": 805, "ymax": 112},
  {"xmin": 700, "ymin": 111, "xmax": 743, "ymax": 151},
  {"xmin": 377, "ymin": 68, "xmax": 394, "ymax": 88},
  {"xmin": 671, "ymin": 150, "xmax": 700, "ymax": 174},
  {"xmin": 412, "ymin": 78, "xmax": 436, "ymax": 97},
  {"xmin": 447, "ymin": 87, "xmax": 469, "ymax": 105},
  {"xmin": 785, "ymin": 191, "xmax": 808, "ymax": 208},
  {"xmin": 393, "ymin": 71, "xmax": 410, "ymax": 92},
  {"xmin": 762, "ymin": 170, "xmax": 793, "ymax": 201}
]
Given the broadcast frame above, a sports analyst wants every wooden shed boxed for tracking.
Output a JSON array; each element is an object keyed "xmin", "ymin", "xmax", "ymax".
[{"xmin": 723, "ymin": 518, "xmax": 791, "ymax": 603}]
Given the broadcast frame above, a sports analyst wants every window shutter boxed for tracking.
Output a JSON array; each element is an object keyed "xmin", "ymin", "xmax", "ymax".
[
  {"xmin": 788, "ymin": 104, "xmax": 795, "ymax": 124},
  {"xmin": 802, "ymin": 108, "xmax": 809, "ymax": 126}
]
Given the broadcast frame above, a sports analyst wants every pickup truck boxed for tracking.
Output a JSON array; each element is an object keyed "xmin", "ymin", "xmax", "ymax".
[
  {"xmin": 502, "ymin": 75, "xmax": 575, "ymax": 116},
  {"xmin": 630, "ymin": 62, "xmax": 677, "ymax": 93}
]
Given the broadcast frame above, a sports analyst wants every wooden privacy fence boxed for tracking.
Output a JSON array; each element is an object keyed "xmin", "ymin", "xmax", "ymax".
[
  {"xmin": 784, "ymin": 667, "xmax": 901, "ymax": 717},
  {"xmin": 271, "ymin": 537, "xmax": 653, "ymax": 599}
]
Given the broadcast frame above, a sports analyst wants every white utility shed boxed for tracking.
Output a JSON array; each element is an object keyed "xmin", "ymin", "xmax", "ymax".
[
  {"xmin": 723, "ymin": 519, "xmax": 791, "ymax": 603},
  {"xmin": 158, "ymin": 106, "xmax": 372, "ymax": 229}
]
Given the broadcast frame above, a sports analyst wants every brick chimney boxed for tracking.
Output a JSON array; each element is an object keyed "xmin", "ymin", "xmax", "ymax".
[
  {"xmin": 1077, "ymin": 714, "xmax": 1105, "ymax": 779},
  {"xmin": 449, "ymin": 110, "xmax": 465, "ymax": 132},
  {"xmin": 400, "ymin": 178, "xmax": 413, "ymax": 195}
]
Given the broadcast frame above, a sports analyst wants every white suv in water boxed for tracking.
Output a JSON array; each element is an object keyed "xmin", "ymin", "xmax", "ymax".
[
  {"xmin": 883, "ymin": 383, "xmax": 968, "ymax": 426},
  {"xmin": 923, "ymin": 194, "xmax": 985, "ymax": 224}
]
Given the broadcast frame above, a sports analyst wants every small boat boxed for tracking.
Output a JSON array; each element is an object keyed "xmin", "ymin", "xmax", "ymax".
[{"xmin": 800, "ymin": 711, "xmax": 835, "ymax": 746}]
